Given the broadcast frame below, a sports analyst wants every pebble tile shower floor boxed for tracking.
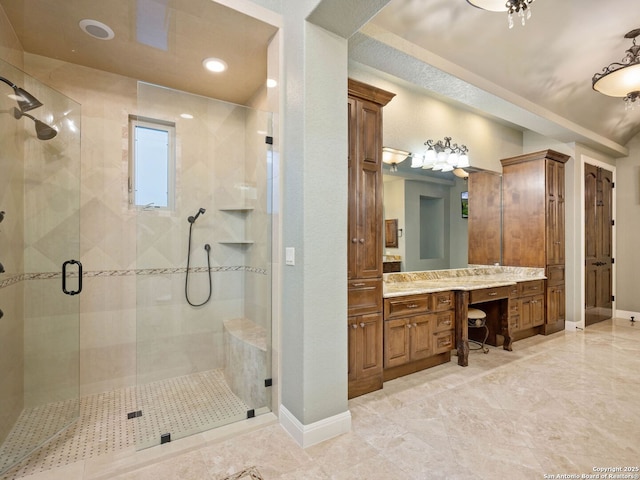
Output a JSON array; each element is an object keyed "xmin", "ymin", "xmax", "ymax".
[{"xmin": 0, "ymin": 369, "xmax": 249, "ymax": 479}]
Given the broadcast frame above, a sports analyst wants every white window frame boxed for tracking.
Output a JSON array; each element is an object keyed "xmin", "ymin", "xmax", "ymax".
[{"xmin": 128, "ymin": 115, "xmax": 176, "ymax": 211}]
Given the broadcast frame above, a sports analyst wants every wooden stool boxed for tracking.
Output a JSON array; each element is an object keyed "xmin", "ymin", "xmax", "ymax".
[{"xmin": 468, "ymin": 308, "xmax": 489, "ymax": 354}]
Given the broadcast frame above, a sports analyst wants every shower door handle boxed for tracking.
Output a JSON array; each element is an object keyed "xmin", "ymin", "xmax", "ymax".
[{"xmin": 62, "ymin": 259, "xmax": 83, "ymax": 295}]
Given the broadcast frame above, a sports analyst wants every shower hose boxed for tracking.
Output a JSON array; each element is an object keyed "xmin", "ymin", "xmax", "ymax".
[{"xmin": 184, "ymin": 220, "xmax": 212, "ymax": 307}]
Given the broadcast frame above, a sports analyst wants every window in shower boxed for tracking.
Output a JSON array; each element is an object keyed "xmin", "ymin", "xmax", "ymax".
[{"xmin": 129, "ymin": 115, "xmax": 175, "ymax": 210}]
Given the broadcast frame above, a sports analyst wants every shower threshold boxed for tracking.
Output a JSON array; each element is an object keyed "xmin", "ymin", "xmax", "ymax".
[{"xmin": 1, "ymin": 369, "xmax": 255, "ymax": 480}]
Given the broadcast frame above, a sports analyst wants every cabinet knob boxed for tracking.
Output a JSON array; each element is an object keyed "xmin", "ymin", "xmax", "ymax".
[
  {"xmin": 406, "ymin": 323, "xmax": 411, "ymax": 328},
  {"xmin": 351, "ymin": 324, "xmax": 358, "ymax": 329},
  {"xmin": 351, "ymin": 238, "xmax": 358, "ymax": 243},
  {"xmin": 359, "ymin": 238, "xmax": 365, "ymax": 244},
  {"xmin": 412, "ymin": 323, "xmax": 417, "ymax": 328},
  {"xmin": 359, "ymin": 322, "xmax": 365, "ymax": 328}
]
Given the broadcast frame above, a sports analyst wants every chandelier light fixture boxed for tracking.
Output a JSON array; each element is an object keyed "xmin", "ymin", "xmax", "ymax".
[
  {"xmin": 411, "ymin": 137, "xmax": 470, "ymax": 173},
  {"xmin": 466, "ymin": 0, "xmax": 535, "ymax": 29},
  {"xmin": 592, "ymin": 28, "xmax": 640, "ymax": 111}
]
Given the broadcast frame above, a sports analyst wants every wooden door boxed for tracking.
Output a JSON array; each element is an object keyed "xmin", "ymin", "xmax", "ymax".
[
  {"xmin": 355, "ymin": 99, "xmax": 383, "ymax": 279},
  {"xmin": 546, "ymin": 160, "xmax": 565, "ymax": 265},
  {"xmin": 409, "ymin": 315, "xmax": 433, "ymax": 361},
  {"xmin": 384, "ymin": 318, "xmax": 409, "ymax": 368},
  {"xmin": 354, "ymin": 313, "xmax": 383, "ymax": 379},
  {"xmin": 585, "ymin": 164, "xmax": 613, "ymax": 326}
]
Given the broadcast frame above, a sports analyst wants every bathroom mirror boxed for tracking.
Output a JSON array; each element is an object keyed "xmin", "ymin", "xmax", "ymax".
[{"xmin": 382, "ymin": 163, "xmax": 502, "ymax": 272}]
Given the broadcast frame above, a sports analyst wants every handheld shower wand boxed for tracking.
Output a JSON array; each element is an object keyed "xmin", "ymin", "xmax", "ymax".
[{"xmin": 187, "ymin": 207, "xmax": 206, "ymax": 224}]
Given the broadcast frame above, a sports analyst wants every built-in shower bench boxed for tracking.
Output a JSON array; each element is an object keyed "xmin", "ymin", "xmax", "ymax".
[{"xmin": 222, "ymin": 318, "xmax": 268, "ymax": 412}]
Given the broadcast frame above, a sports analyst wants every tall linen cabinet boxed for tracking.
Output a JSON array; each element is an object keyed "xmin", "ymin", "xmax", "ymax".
[
  {"xmin": 347, "ymin": 79, "xmax": 395, "ymax": 399},
  {"xmin": 501, "ymin": 149, "xmax": 570, "ymax": 335}
]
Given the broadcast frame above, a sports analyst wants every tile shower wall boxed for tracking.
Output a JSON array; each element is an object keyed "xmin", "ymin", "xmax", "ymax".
[
  {"xmin": 0, "ymin": 60, "xmax": 25, "ymax": 442},
  {"xmin": 22, "ymin": 53, "xmax": 271, "ymax": 397}
]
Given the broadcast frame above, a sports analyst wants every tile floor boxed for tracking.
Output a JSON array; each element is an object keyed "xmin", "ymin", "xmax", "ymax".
[{"xmin": 6, "ymin": 318, "xmax": 640, "ymax": 479}]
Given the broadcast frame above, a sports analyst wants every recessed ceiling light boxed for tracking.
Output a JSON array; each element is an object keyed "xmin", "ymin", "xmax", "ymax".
[
  {"xmin": 202, "ymin": 58, "xmax": 227, "ymax": 73},
  {"xmin": 266, "ymin": 78, "xmax": 278, "ymax": 88},
  {"xmin": 79, "ymin": 19, "xmax": 115, "ymax": 40},
  {"xmin": 180, "ymin": 113, "xmax": 194, "ymax": 119}
]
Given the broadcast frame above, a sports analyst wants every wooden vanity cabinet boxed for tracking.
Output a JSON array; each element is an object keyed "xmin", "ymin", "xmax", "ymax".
[
  {"xmin": 501, "ymin": 150, "xmax": 570, "ymax": 335},
  {"xmin": 383, "ymin": 292, "xmax": 455, "ymax": 381},
  {"xmin": 347, "ymin": 79, "xmax": 395, "ymax": 399},
  {"xmin": 507, "ymin": 280, "xmax": 545, "ymax": 338}
]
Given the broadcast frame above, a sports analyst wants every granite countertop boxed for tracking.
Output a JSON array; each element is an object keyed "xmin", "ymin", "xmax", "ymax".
[
  {"xmin": 383, "ymin": 266, "xmax": 546, "ymax": 298},
  {"xmin": 383, "ymin": 255, "xmax": 402, "ymax": 262}
]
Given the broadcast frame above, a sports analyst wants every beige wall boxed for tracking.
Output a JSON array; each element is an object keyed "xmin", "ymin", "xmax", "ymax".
[
  {"xmin": 21, "ymin": 53, "xmax": 271, "ymax": 397},
  {"xmin": 615, "ymin": 133, "xmax": 640, "ymax": 313}
]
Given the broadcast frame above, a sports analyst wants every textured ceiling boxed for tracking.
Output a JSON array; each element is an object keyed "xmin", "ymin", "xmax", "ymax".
[{"xmin": 368, "ymin": 0, "xmax": 640, "ymax": 154}]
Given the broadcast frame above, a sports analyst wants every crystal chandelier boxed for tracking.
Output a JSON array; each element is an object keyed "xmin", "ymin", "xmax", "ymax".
[
  {"xmin": 466, "ymin": 0, "xmax": 535, "ymax": 29},
  {"xmin": 592, "ymin": 28, "xmax": 640, "ymax": 111},
  {"xmin": 411, "ymin": 137, "xmax": 469, "ymax": 172}
]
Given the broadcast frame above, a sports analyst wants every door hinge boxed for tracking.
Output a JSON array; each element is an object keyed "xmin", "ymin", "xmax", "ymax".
[
  {"xmin": 612, "ymin": 182, "xmax": 615, "ymax": 188},
  {"xmin": 265, "ymin": 136, "xmax": 273, "ymax": 145},
  {"xmin": 264, "ymin": 378, "xmax": 273, "ymax": 387},
  {"xmin": 611, "ymin": 219, "xmax": 615, "ymax": 226},
  {"xmin": 612, "ymin": 295, "xmax": 615, "ymax": 302},
  {"xmin": 612, "ymin": 258, "xmax": 615, "ymax": 264}
]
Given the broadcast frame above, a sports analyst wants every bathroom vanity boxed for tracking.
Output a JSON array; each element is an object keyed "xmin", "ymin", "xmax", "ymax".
[{"xmin": 382, "ymin": 266, "xmax": 546, "ymax": 377}]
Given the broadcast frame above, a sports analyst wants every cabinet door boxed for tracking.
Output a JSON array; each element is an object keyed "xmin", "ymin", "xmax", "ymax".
[
  {"xmin": 354, "ymin": 99, "xmax": 383, "ymax": 279},
  {"xmin": 520, "ymin": 297, "xmax": 534, "ymax": 330},
  {"xmin": 546, "ymin": 285, "xmax": 565, "ymax": 326},
  {"xmin": 348, "ymin": 317, "xmax": 358, "ymax": 382},
  {"xmin": 357, "ymin": 312, "xmax": 383, "ymax": 380},
  {"xmin": 384, "ymin": 318, "xmax": 409, "ymax": 368},
  {"xmin": 531, "ymin": 294, "xmax": 545, "ymax": 327},
  {"xmin": 546, "ymin": 160, "xmax": 565, "ymax": 265},
  {"xmin": 409, "ymin": 315, "xmax": 433, "ymax": 361},
  {"xmin": 347, "ymin": 97, "xmax": 358, "ymax": 280}
]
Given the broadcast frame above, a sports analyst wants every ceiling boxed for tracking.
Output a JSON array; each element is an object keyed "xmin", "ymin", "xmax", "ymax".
[
  {"xmin": 367, "ymin": 0, "xmax": 640, "ymax": 155},
  {"xmin": 0, "ymin": 0, "xmax": 277, "ymax": 105},
  {"xmin": 1, "ymin": 0, "xmax": 638, "ymax": 156}
]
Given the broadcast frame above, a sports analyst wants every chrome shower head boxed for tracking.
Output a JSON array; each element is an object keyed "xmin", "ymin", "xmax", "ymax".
[
  {"xmin": 12, "ymin": 107, "xmax": 57, "ymax": 140},
  {"xmin": 0, "ymin": 76, "xmax": 43, "ymax": 112}
]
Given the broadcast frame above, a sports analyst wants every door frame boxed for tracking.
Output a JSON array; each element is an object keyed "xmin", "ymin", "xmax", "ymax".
[{"xmin": 578, "ymin": 155, "xmax": 616, "ymax": 330}]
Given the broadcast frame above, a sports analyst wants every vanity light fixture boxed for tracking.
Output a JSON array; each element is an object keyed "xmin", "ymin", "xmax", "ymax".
[
  {"xmin": 415, "ymin": 137, "xmax": 469, "ymax": 172},
  {"xmin": 202, "ymin": 57, "xmax": 227, "ymax": 73},
  {"xmin": 466, "ymin": 0, "xmax": 535, "ymax": 29},
  {"xmin": 592, "ymin": 28, "xmax": 640, "ymax": 110},
  {"xmin": 382, "ymin": 147, "xmax": 412, "ymax": 172}
]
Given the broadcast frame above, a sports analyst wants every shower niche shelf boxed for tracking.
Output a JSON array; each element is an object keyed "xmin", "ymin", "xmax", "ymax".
[
  {"xmin": 218, "ymin": 206, "xmax": 254, "ymax": 212},
  {"xmin": 218, "ymin": 206, "xmax": 255, "ymax": 245}
]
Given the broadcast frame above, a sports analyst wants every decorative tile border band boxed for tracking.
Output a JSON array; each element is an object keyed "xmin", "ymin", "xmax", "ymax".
[{"xmin": 0, "ymin": 266, "xmax": 268, "ymax": 289}]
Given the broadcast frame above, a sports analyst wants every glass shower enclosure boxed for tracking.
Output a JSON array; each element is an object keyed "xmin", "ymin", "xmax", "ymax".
[
  {"xmin": 0, "ymin": 59, "xmax": 81, "ymax": 475},
  {"xmin": 132, "ymin": 82, "xmax": 273, "ymax": 449}
]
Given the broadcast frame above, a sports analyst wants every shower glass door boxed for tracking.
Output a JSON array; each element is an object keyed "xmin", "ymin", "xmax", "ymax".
[
  {"xmin": 134, "ymin": 82, "xmax": 273, "ymax": 450},
  {"xmin": 0, "ymin": 60, "xmax": 81, "ymax": 475}
]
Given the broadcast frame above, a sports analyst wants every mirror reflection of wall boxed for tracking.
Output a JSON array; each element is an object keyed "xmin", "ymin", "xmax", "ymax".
[{"xmin": 383, "ymin": 173, "xmax": 469, "ymax": 272}]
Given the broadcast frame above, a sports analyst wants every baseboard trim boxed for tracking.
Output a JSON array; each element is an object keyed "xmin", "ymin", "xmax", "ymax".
[
  {"xmin": 278, "ymin": 405, "xmax": 351, "ymax": 449},
  {"xmin": 616, "ymin": 309, "xmax": 640, "ymax": 322}
]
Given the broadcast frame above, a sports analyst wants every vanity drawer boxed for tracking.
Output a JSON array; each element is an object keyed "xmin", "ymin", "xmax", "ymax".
[
  {"xmin": 431, "ymin": 291, "xmax": 454, "ymax": 312},
  {"xmin": 384, "ymin": 294, "xmax": 430, "ymax": 319},
  {"xmin": 469, "ymin": 286, "xmax": 510, "ymax": 304},
  {"xmin": 546, "ymin": 265, "xmax": 565, "ymax": 286},
  {"xmin": 433, "ymin": 330, "xmax": 455, "ymax": 354},
  {"xmin": 348, "ymin": 279, "xmax": 382, "ymax": 315},
  {"xmin": 519, "ymin": 280, "xmax": 544, "ymax": 296},
  {"xmin": 433, "ymin": 311, "xmax": 455, "ymax": 333}
]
